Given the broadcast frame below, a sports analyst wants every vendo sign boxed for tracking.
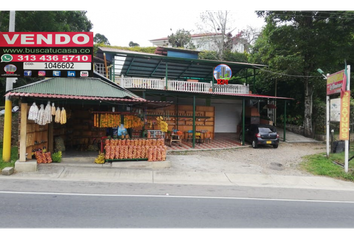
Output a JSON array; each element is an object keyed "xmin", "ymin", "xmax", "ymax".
[{"xmin": 0, "ymin": 32, "xmax": 93, "ymax": 77}]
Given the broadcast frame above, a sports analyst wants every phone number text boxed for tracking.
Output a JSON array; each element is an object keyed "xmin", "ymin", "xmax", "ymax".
[{"xmin": 11, "ymin": 54, "xmax": 91, "ymax": 62}]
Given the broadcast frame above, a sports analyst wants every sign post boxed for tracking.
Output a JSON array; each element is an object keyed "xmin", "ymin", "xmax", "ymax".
[
  {"xmin": 2, "ymin": 11, "xmax": 16, "ymax": 162},
  {"xmin": 340, "ymin": 65, "xmax": 351, "ymax": 172},
  {"xmin": 325, "ymin": 65, "xmax": 351, "ymax": 172}
]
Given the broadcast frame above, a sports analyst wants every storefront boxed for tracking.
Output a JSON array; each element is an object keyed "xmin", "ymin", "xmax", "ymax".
[
  {"xmin": 6, "ymin": 74, "xmax": 173, "ymax": 168},
  {"xmin": 96, "ymin": 47, "xmax": 293, "ymax": 147}
]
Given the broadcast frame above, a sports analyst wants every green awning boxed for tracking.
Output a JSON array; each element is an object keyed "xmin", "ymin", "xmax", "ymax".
[{"xmin": 6, "ymin": 76, "xmax": 144, "ymax": 101}]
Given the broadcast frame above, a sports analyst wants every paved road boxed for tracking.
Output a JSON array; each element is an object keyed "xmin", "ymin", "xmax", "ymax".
[{"xmin": 1, "ymin": 191, "xmax": 354, "ymax": 228}]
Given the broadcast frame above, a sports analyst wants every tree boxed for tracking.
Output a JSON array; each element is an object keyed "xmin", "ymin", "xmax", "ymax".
[
  {"xmin": 251, "ymin": 11, "xmax": 354, "ymax": 137},
  {"xmin": 168, "ymin": 29, "xmax": 194, "ymax": 48},
  {"xmin": 0, "ymin": 11, "xmax": 92, "ymax": 32},
  {"xmin": 94, "ymin": 33, "xmax": 110, "ymax": 45},
  {"xmin": 196, "ymin": 11, "xmax": 236, "ymax": 60},
  {"xmin": 129, "ymin": 41, "xmax": 139, "ymax": 47}
]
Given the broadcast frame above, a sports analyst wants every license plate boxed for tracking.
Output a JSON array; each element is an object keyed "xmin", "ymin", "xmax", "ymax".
[{"xmin": 266, "ymin": 141, "xmax": 271, "ymax": 144}]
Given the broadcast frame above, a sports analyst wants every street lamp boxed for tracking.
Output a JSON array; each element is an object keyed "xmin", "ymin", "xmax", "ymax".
[{"xmin": 317, "ymin": 68, "xmax": 328, "ymax": 79}]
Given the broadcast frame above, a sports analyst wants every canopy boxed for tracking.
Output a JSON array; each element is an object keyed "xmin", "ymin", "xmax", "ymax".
[{"xmin": 98, "ymin": 47, "xmax": 266, "ymax": 81}]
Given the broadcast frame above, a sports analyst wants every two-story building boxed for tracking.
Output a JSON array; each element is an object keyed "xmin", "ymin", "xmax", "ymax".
[
  {"xmin": 150, "ymin": 33, "xmax": 249, "ymax": 53},
  {"xmin": 94, "ymin": 46, "xmax": 292, "ymax": 147}
]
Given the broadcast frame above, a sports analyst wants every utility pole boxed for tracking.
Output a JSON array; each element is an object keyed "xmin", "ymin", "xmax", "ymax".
[
  {"xmin": 2, "ymin": 11, "xmax": 17, "ymax": 162},
  {"xmin": 344, "ymin": 65, "xmax": 351, "ymax": 173}
]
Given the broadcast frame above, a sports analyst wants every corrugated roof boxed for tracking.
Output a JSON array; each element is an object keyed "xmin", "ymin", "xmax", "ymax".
[
  {"xmin": 98, "ymin": 47, "xmax": 266, "ymax": 81},
  {"xmin": 6, "ymin": 77, "xmax": 145, "ymax": 101}
]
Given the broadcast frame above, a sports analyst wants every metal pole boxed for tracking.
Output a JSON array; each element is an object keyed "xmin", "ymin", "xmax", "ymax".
[
  {"xmin": 253, "ymin": 68, "xmax": 256, "ymax": 93},
  {"xmin": 326, "ymin": 95, "xmax": 330, "ymax": 157},
  {"xmin": 193, "ymin": 95, "xmax": 196, "ymax": 148},
  {"xmin": 345, "ymin": 65, "xmax": 351, "ymax": 173},
  {"xmin": 242, "ymin": 98, "xmax": 245, "ymax": 145},
  {"xmin": 165, "ymin": 62, "xmax": 168, "ymax": 90},
  {"xmin": 283, "ymin": 100, "xmax": 287, "ymax": 142},
  {"xmin": 2, "ymin": 11, "xmax": 16, "ymax": 162}
]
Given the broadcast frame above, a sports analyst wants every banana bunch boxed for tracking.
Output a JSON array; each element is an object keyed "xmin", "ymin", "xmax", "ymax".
[
  {"xmin": 156, "ymin": 116, "xmax": 168, "ymax": 132},
  {"xmin": 94, "ymin": 152, "xmax": 105, "ymax": 164}
]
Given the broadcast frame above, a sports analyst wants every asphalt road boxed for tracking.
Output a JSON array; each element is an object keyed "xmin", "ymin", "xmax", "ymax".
[{"xmin": 1, "ymin": 191, "xmax": 354, "ymax": 228}]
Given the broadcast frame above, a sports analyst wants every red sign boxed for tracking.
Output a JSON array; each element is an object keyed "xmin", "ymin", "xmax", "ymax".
[
  {"xmin": 327, "ymin": 70, "xmax": 344, "ymax": 95},
  {"xmin": 0, "ymin": 32, "xmax": 93, "ymax": 77},
  {"xmin": 217, "ymin": 79, "xmax": 229, "ymax": 85},
  {"xmin": 0, "ymin": 32, "xmax": 93, "ymax": 47}
]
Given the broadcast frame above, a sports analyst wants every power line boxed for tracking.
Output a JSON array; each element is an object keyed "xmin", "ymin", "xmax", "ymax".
[{"xmin": 254, "ymin": 66, "xmax": 321, "ymax": 79}]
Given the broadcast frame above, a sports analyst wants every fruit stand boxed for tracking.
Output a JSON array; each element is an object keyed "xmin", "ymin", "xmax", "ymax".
[{"xmin": 102, "ymin": 138, "xmax": 167, "ymax": 162}]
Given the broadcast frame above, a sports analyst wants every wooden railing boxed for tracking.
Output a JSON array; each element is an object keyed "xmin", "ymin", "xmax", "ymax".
[{"xmin": 114, "ymin": 76, "xmax": 249, "ymax": 94}]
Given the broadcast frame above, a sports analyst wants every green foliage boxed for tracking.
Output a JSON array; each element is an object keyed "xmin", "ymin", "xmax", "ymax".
[
  {"xmin": 168, "ymin": 29, "xmax": 195, "ymax": 49},
  {"xmin": 129, "ymin": 41, "xmax": 139, "ymax": 47},
  {"xmin": 51, "ymin": 151, "xmax": 62, "ymax": 163},
  {"xmin": 0, "ymin": 11, "xmax": 92, "ymax": 32},
  {"xmin": 279, "ymin": 114, "xmax": 303, "ymax": 126},
  {"xmin": 251, "ymin": 11, "xmax": 354, "ymax": 135},
  {"xmin": 95, "ymin": 44, "xmax": 156, "ymax": 54},
  {"xmin": 0, "ymin": 146, "xmax": 18, "ymax": 170},
  {"xmin": 94, "ymin": 33, "xmax": 110, "ymax": 45},
  {"xmin": 301, "ymin": 149, "xmax": 354, "ymax": 182}
]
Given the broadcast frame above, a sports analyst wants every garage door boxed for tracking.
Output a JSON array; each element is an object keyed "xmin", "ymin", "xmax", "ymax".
[{"xmin": 212, "ymin": 100, "xmax": 242, "ymax": 133}]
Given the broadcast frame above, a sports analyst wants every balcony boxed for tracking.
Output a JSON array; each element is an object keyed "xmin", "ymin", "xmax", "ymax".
[{"xmin": 114, "ymin": 76, "xmax": 249, "ymax": 94}]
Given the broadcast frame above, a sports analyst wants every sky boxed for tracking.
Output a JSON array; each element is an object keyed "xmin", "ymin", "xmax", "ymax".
[{"xmin": 85, "ymin": 9, "xmax": 266, "ymax": 47}]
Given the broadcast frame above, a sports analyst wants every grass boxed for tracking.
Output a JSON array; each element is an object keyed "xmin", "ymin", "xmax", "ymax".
[
  {"xmin": 300, "ymin": 144, "xmax": 354, "ymax": 182},
  {"xmin": 0, "ymin": 146, "xmax": 18, "ymax": 170}
]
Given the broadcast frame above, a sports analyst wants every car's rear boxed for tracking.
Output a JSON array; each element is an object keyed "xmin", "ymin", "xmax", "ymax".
[{"xmin": 255, "ymin": 125, "xmax": 279, "ymax": 148}]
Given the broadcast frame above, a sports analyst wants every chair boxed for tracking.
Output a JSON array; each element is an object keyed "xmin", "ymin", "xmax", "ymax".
[
  {"xmin": 165, "ymin": 132, "xmax": 182, "ymax": 147},
  {"xmin": 186, "ymin": 130, "xmax": 202, "ymax": 143},
  {"xmin": 204, "ymin": 132, "xmax": 212, "ymax": 143}
]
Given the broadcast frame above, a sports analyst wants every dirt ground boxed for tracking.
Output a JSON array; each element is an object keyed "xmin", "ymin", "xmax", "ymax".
[{"xmin": 166, "ymin": 142, "xmax": 326, "ymax": 176}]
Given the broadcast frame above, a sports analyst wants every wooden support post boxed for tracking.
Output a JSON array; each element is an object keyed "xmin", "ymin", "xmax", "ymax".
[{"xmin": 19, "ymin": 102, "xmax": 27, "ymax": 162}]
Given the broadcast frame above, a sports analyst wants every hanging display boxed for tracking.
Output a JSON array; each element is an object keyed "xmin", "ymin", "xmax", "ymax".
[
  {"xmin": 92, "ymin": 113, "xmax": 144, "ymax": 128},
  {"xmin": 43, "ymin": 101, "xmax": 52, "ymax": 125},
  {"xmin": 27, "ymin": 101, "xmax": 67, "ymax": 126},
  {"xmin": 36, "ymin": 104, "xmax": 45, "ymax": 125},
  {"xmin": 156, "ymin": 116, "xmax": 168, "ymax": 132},
  {"xmin": 93, "ymin": 113, "xmax": 121, "ymax": 128},
  {"xmin": 123, "ymin": 115, "xmax": 144, "ymax": 129},
  {"xmin": 54, "ymin": 107, "xmax": 61, "ymax": 123},
  {"xmin": 60, "ymin": 107, "xmax": 67, "ymax": 124},
  {"xmin": 28, "ymin": 102, "xmax": 39, "ymax": 121}
]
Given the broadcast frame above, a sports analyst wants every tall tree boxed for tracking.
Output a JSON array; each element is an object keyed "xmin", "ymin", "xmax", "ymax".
[
  {"xmin": 94, "ymin": 33, "xmax": 110, "ymax": 45},
  {"xmin": 251, "ymin": 11, "xmax": 354, "ymax": 137},
  {"xmin": 0, "ymin": 11, "xmax": 92, "ymax": 32},
  {"xmin": 168, "ymin": 29, "xmax": 194, "ymax": 48},
  {"xmin": 197, "ymin": 11, "xmax": 236, "ymax": 60}
]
